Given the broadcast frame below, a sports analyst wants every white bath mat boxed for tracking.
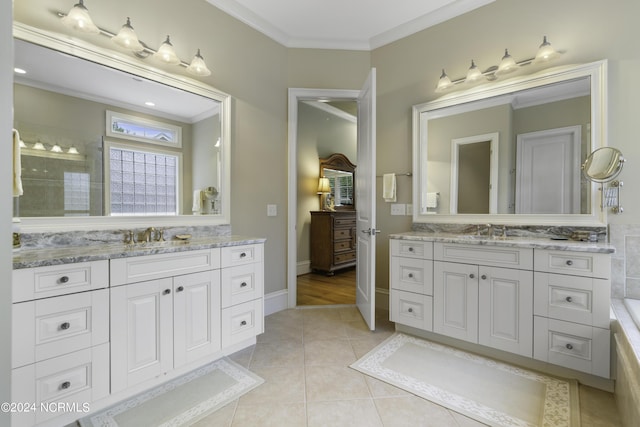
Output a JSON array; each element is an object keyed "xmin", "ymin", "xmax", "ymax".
[
  {"xmin": 351, "ymin": 333, "xmax": 580, "ymax": 427},
  {"xmin": 80, "ymin": 358, "xmax": 263, "ymax": 427}
]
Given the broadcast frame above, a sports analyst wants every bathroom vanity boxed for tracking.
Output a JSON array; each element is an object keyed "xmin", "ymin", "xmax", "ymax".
[
  {"xmin": 11, "ymin": 237, "xmax": 264, "ymax": 427},
  {"xmin": 390, "ymin": 233, "xmax": 614, "ymax": 380}
]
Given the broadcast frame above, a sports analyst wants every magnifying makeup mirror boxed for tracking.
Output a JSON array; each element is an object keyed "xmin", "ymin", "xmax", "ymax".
[{"xmin": 582, "ymin": 147, "xmax": 625, "ymax": 213}]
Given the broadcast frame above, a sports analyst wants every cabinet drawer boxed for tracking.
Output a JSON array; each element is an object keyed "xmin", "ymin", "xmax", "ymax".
[
  {"xmin": 11, "ymin": 342, "xmax": 109, "ymax": 427},
  {"xmin": 334, "ymin": 217, "xmax": 356, "ymax": 228},
  {"xmin": 221, "ymin": 263, "xmax": 264, "ymax": 308},
  {"xmin": 334, "ymin": 240, "xmax": 353, "ymax": 252},
  {"xmin": 13, "ymin": 260, "xmax": 109, "ymax": 303},
  {"xmin": 334, "ymin": 251, "xmax": 356, "ymax": 265},
  {"xmin": 221, "ymin": 244, "xmax": 263, "ymax": 267},
  {"xmin": 390, "ymin": 257, "xmax": 433, "ymax": 295},
  {"xmin": 110, "ymin": 248, "xmax": 220, "ymax": 286},
  {"xmin": 534, "ymin": 249, "xmax": 610, "ymax": 279},
  {"xmin": 334, "ymin": 228, "xmax": 353, "ymax": 240},
  {"xmin": 533, "ymin": 316, "xmax": 610, "ymax": 378},
  {"xmin": 390, "ymin": 239, "xmax": 433, "ymax": 259},
  {"xmin": 435, "ymin": 243, "xmax": 532, "ymax": 270},
  {"xmin": 222, "ymin": 299, "xmax": 264, "ymax": 348},
  {"xmin": 534, "ymin": 272, "xmax": 610, "ymax": 329},
  {"xmin": 13, "ymin": 289, "xmax": 109, "ymax": 369},
  {"xmin": 390, "ymin": 289, "xmax": 433, "ymax": 331}
]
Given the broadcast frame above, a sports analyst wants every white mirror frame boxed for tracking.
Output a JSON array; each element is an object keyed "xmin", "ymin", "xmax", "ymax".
[
  {"xmin": 412, "ymin": 60, "xmax": 608, "ymax": 226},
  {"xmin": 13, "ymin": 23, "xmax": 232, "ymax": 231}
]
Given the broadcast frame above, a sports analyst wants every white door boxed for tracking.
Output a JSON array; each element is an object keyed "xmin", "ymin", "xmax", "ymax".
[
  {"xmin": 478, "ymin": 266, "xmax": 533, "ymax": 357},
  {"xmin": 356, "ymin": 68, "xmax": 377, "ymax": 330},
  {"xmin": 173, "ymin": 270, "xmax": 221, "ymax": 368},
  {"xmin": 110, "ymin": 278, "xmax": 174, "ymax": 394},
  {"xmin": 516, "ymin": 126, "xmax": 582, "ymax": 214},
  {"xmin": 433, "ymin": 261, "xmax": 478, "ymax": 343}
]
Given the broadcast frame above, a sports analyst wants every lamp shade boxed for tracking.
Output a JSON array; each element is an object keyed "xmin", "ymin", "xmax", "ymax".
[
  {"xmin": 465, "ymin": 60, "xmax": 483, "ymax": 83},
  {"xmin": 317, "ymin": 177, "xmax": 331, "ymax": 194},
  {"xmin": 186, "ymin": 49, "xmax": 211, "ymax": 76},
  {"xmin": 61, "ymin": 0, "xmax": 100, "ymax": 34},
  {"xmin": 112, "ymin": 17, "xmax": 144, "ymax": 52},
  {"xmin": 153, "ymin": 35, "xmax": 181, "ymax": 65},
  {"xmin": 534, "ymin": 36, "xmax": 559, "ymax": 63},
  {"xmin": 435, "ymin": 69, "xmax": 453, "ymax": 92},
  {"xmin": 496, "ymin": 49, "xmax": 517, "ymax": 75}
]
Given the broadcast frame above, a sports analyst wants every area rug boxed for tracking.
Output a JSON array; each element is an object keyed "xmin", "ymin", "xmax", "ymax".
[
  {"xmin": 350, "ymin": 333, "xmax": 580, "ymax": 427},
  {"xmin": 80, "ymin": 358, "xmax": 263, "ymax": 427}
]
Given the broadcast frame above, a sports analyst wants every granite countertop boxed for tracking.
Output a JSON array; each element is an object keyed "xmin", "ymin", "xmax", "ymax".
[
  {"xmin": 389, "ymin": 231, "xmax": 616, "ymax": 254},
  {"xmin": 13, "ymin": 235, "xmax": 267, "ymax": 269}
]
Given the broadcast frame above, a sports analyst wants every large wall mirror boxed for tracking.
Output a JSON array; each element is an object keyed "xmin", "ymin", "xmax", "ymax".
[
  {"xmin": 13, "ymin": 23, "xmax": 231, "ymax": 231},
  {"xmin": 319, "ymin": 153, "xmax": 356, "ymax": 210},
  {"xmin": 412, "ymin": 60, "xmax": 608, "ymax": 226}
]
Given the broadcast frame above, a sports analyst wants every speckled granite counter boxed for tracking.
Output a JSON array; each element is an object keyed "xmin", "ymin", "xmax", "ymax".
[
  {"xmin": 389, "ymin": 231, "xmax": 615, "ymax": 254},
  {"xmin": 13, "ymin": 235, "xmax": 266, "ymax": 269}
]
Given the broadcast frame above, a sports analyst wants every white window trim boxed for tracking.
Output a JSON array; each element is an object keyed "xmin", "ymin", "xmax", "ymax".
[
  {"xmin": 106, "ymin": 110, "xmax": 183, "ymax": 148},
  {"xmin": 103, "ymin": 140, "xmax": 183, "ymax": 216}
]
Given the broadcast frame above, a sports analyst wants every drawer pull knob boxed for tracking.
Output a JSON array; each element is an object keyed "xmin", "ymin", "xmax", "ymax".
[
  {"xmin": 408, "ymin": 247, "xmax": 414, "ymax": 252},
  {"xmin": 481, "ymin": 274, "xmax": 487, "ymax": 280},
  {"xmin": 60, "ymin": 322, "xmax": 71, "ymax": 330},
  {"xmin": 60, "ymin": 381, "xmax": 71, "ymax": 390},
  {"xmin": 163, "ymin": 289, "xmax": 171, "ymax": 295},
  {"xmin": 240, "ymin": 320, "xmax": 247, "ymax": 326},
  {"xmin": 566, "ymin": 343, "xmax": 573, "ymax": 350},
  {"xmin": 176, "ymin": 286, "xmax": 184, "ymax": 292},
  {"xmin": 566, "ymin": 260, "xmax": 573, "ymax": 266},
  {"xmin": 469, "ymin": 273, "xmax": 475, "ymax": 279},
  {"xmin": 59, "ymin": 276, "xmax": 70, "ymax": 284},
  {"xmin": 407, "ymin": 308, "xmax": 414, "ymax": 313},
  {"xmin": 240, "ymin": 252, "xmax": 247, "ymax": 258},
  {"xmin": 240, "ymin": 282, "xmax": 248, "ymax": 288},
  {"xmin": 566, "ymin": 296, "xmax": 573, "ymax": 302},
  {"xmin": 407, "ymin": 273, "xmax": 414, "ymax": 279}
]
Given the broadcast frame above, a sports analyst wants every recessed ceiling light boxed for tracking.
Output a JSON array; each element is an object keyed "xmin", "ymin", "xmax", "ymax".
[
  {"xmin": 145, "ymin": 101, "xmax": 156, "ymax": 107},
  {"xmin": 14, "ymin": 68, "xmax": 26, "ymax": 74}
]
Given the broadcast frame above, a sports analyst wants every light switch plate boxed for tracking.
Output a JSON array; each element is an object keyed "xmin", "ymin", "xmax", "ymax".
[
  {"xmin": 267, "ymin": 204, "xmax": 277, "ymax": 216},
  {"xmin": 406, "ymin": 204, "xmax": 413, "ymax": 215},
  {"xmin": 390, "ymin": 204, "xmax": 406, "ymax": 215}
]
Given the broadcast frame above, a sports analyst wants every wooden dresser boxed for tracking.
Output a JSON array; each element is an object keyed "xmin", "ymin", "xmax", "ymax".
[{"xmin": 310, "ymin": 210, "xmax": 357, "ymax": 275}]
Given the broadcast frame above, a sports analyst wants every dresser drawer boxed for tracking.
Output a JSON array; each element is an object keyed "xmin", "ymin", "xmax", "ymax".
[
  {"xmin": 334, "ymin": 251, "xmax": 356, "ymax": 265},
  {"xmin": 334, "ymin": 228, "xmax": 354, "ymax": 240},
  {"xmin": 221, "ymin": 244, "xmax": 263, "ymax": 267},
  {"xmin": 222, "ymin": 299, "xmax": 264, "ymax": 348},
  {"xmin": 221, "ymin": 263, "xmax": 264, "ymax": 308},
  {"xmin": 13, "ymin": 260, "xmax": 109, "ymax": 303},
  {"xmin": 391, "ymin": 290, "xmax": 433, "ymax": 331},
  {"xmin": 13, "ymin": 289, "xmax": 109, "ymax": 369},
  {"xmin": 334, "ymin": 240, "xmax": 353, "ymax": 252},
  {"xmin": 334, "ymin": 217, "xmax": 356, "ymax": 228},
  {"xmin": 390, "ymin": 239, "xmax": 433, "ymax": 259},
  {"xmin": 390, "ymin": 256, "xmax": 433, "ymax": 295},
  {"xmin": 11, "ymin": 342, "xmax": 109, "ymax": 427},
  {"xmin": 534, "ymin": 249, "xmax": 610, "ymax": 279},
  {"xmin": 534, "ymin": 272, "xmax": 610, "ymax": 329},
  {"xmin": 435, "ymin": 243, "xmax": 532, "ymax": 270},
  {"xmin": 534, "ymin": 316, "xmax": 610, "ymax": 378},
  {"xmin": 110, "ymin": 248, "xmax": 220, "ymax": 286}
]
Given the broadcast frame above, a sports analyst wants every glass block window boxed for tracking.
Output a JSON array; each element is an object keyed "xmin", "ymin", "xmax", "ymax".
[
  {"xmin": 108, "ymin": 146, "xmax": 179, "ymax": 216},
  {"xmin": 64, "ymin": 172, "xmax": 90, "ymax": 215}
]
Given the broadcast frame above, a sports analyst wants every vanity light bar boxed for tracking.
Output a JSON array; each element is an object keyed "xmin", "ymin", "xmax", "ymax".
[
  {"xmin": 436, "ymin": 36, "xmax": 562, "ymax": 93},
  {"xmin": 56, "ymin": 3, "xmax": 211, "ymax": 77}
]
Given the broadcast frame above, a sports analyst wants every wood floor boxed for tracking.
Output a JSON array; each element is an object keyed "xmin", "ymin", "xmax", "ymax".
[{"xmin": 297, "ymin": 267, "xmax": 356, "ymax": 305}]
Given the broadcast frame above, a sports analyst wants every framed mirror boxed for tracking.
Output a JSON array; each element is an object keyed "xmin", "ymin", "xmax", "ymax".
[
  {"xmin": 412, "ymin": 60, "xmax": 608, "ymax": 225},
  {"xmin": 319, "ymin": 153, "xmax": 356, "ymax": 210},
  {"xmin": 13, "ymin": 23, "xmax": 231, "ymax": 231}
]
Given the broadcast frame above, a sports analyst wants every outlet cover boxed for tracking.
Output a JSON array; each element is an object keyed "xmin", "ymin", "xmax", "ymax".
[{"xmin": 267, "ymin": 204, "xmax": 277, "ymax": 216}]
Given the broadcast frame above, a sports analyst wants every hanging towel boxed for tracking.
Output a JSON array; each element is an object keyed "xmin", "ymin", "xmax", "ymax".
[
  {"xmin": 12, "ymin": 129, "xmax": 23, "ymax": 197},
  {"xmin": 192, "ymin": 189, "xmax": 203, "ymax": 214},
  {"xmin": 383, "ymin": 173, "xmax": 396, "ymax": 202},
  {"xmin": 426, "ymin": 192, "xmax": 439, "ymax": 208}
]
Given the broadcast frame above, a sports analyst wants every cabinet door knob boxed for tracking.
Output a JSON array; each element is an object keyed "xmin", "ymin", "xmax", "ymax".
[
  {"xmin": 566, "ymin": 343, "xmax": 573, "ymax": 350},
  {"xmin": 481, "ymin": 274, "xmax": 487, "ymax": 280},
  {"xmin": 407, "ymin": 307, "xmax": 414, "ymax": 313},
  {"xmin": 469, "ymin": 273, "xmax": 475, "ymax": 279},
  {"xmin": 240, "ymin": 282, "xmax": 248, "ymax": 288},
  {"xmin": 407, "ymin": 273, "xmax": 414, "ymax": 279},
  {"xmin": 240, "ymin": 320, "xmax": 247, "ymax": 326},
  {"xmin": 566, "ymin": 260, "xmax": 573, "ymax": 266},
  {"xmin": 60, "ymin": 322, "xmax": 71, "ymax": 330},
  {"xmin": 565, "ymin": 296, "xmax": 573, "ymax": 302},
  {"xmin": 240, "ymin": 252, "xmax": 247, "ymax": 258},
  {"xmin": 59, "ymin": 276, "xmax": 70, "ymax": 284},
  {"xmin": 408, "ymin": 247, "xmax": 414, "ymax": 252},
  {"xmin": 163, "ymin": 289, "xmax": 171, "ymax": 295},
  {"xmin": 60, "ymin": 381, "xmax": 71, "ymax": 390},
  {"xmin": 176, "ymin": 286, "xmax": 184, "ymax": 292}
]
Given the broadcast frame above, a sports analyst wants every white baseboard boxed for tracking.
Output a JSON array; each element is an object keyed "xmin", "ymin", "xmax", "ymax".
[
  {"xmin": 264, "ymin": 289, "xmax": 289, "ymax": 316},
  {"xmin": 297, "ymin": 260, "xmax": 311, "ymax": 276}
]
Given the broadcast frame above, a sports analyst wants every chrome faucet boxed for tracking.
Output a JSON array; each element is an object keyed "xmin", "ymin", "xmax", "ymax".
[
  {"xmin": 143, "ymin": 227, "xmax": 156, "ymax": 243},
  {"xmin": 486, "ymin": 224, "xmax": 494, "ymax": 238}
]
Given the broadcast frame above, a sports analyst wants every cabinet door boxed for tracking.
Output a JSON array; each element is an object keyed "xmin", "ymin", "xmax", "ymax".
[
  {"xmin": 174, "ymin": 270, "xmax": 221, "ymax": 368},
  {"xmin": 111, "ymin": 278, "xmax": 174, "ymax": 393},
  {"xmin": 433, "ymin": 261, "xmax": 478, "ymax": 343},
  {"xmin": 478, "ymin": 267, "xmax": 533, "ymax": 357}
]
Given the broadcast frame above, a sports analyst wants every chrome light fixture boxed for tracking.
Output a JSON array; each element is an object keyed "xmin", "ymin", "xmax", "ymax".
[
  {"xmin": 153, "ymin": 35, "xmax": 181, "ymax": 65},
  {"xmin": 61, "ymin": 0, "xmax": 99, "ymax": 34},
  {"xmin": 111, "ymin": 17, "xmax": 144, "ymax": 52},
  {"xmin": 186, "ymin": 49, "xmax": 212, "ymax": 77},
  {"xmin": 435, "ymin": 36, "xmax": 562, "ymax": 93}
]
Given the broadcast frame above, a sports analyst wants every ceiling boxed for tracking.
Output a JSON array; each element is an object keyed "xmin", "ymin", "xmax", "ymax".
[{"xmin": 206, "ymin": 0, "xmax": 495, "ymax": 50}]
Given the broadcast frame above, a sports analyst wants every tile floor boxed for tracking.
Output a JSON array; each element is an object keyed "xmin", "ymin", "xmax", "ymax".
[{"xmin": 192, "ymin": 307, "xmax": 622, "ymax": 427}]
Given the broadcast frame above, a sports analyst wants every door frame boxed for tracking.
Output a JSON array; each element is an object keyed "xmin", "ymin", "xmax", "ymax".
[{"xmin": 287, "ymin": 88, "xmax": 360, "ymax": 308}]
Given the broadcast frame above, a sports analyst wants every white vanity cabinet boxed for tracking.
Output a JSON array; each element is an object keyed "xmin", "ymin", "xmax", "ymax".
[
  {"xmin": 389, "ymin": 240, "xmax": 434, "ymax": 330},
  {"xmin": 11, "ymin": 261, "xmax": 110, "ymax": 427},
  {"xmin": 533, "ymin": 249, "xmax": 611, "ymax": 377},
  {"xmin": 433, "ymin": 243, "xmax": 534, "ymax": 357}
]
